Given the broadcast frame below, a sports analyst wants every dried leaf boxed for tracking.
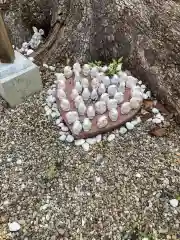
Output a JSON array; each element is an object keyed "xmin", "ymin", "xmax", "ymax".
[
  {"xmin": 175, "ymin": 152, "xmax": 180, "ymax": 156},
  {"xmin": 149, "ymin": 127, "xmax": 167, "ymax": 137},
  {"xmin": 155, "ymin": 103, "xmax": 170, "ymax": 114}
]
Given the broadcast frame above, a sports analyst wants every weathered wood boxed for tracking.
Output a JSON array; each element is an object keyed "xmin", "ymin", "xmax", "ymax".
[{"xmin": 0, "ymin": 12, "xmax": 14, "ymax": 63}]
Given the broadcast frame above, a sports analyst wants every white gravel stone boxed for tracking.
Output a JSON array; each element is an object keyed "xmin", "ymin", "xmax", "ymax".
[
  {"xmin": 147, "ymin": 118, "xmax": 153, "ymax": 122},
  {"xmin": 66, "ymin": 135, "xmax": 74, "ymax": 143},
  {"xmin": 169, "ymin": 199, "xmax": 179, "ymax": 208},
  {"xmin": 96, "ymin": 134, "xmax": 102, "ymax": 143},
  {"xmin": 135, "ymin": 173, "xmax": 141, "ymax": 178},
  {"xmin": 26, "ymin": 49, "xmax": 34, "ymax": 55},
  {"xmin": 152, "ymin": 118, "xmax": 162, "ymax": 124},
  {"xmin": 75, "ymin": 139, "xmax": 85, "ymax": 146},
  {"xmin": 49, "ymin": 66, "xmax": 56, "ymax": 71},
  {"xmin": 107, "ymin": 134, "xmax": 115, "ymax": 142},
  {"xmin": 82, "ymin": 142, "xmax": 90, "ymax": 151},
  {"xmin": 141, "ymin": 84, "xmax": 146, "ymax": 90},
  {"xmin": 16, "ymin": 159, "xmax": 22, "ymax": 165},
  {"xmin": 119, "ymin": 127, "xmax": 127, "ymax": 135},
  {"xmin": 131, "ymin": 120, "xmax": 138, "ymax": 126},
  {"xmin": 47, "ymin": 89, "xmax": 53, "ymax": 95},
  {"xmin": 56, "ymin": 118, "xmax": 62, "ymax": 125},
  {"xmin": 43, "ymin": 63, "xmax": 49, "ymax": 68},
  {"xmin": 51, "ymin": 111, "xmax": 59, "ymax": 119},
  {"xmin": 59, "ymin": 131, "xmax": 66, "ymax": 135},
  {"xmin": 143, "ymin": 93, "xmax": 148, "ymax": 99},
  {"xmin": 146, "ymin": 90, "xmax": 151, "ymax": 98},
  {"xmin": 152, "ymin": 108, "xmax": 159, "ymax": 114},
  {"xmin": 86, "ymin": 138, "xmax": 97, "ymax": 145},
  {"xmin": 59, "ymin": 135, "xmax": 66, "ymax": 141},
  {"xmin": 126, "ymin": 122, "xmax": 134, "ymax": 130},
  {"xmin": 61, "ymin": 126, "xmax": 69, "ymax": 132},
  {"xmin": 95, "ymin": 176, "xmax": 101, "ymax": 183},
  {"xmin": 47, "ymin": 95, "xmax": 56, "ymax": 104},
  {"xmin": 8, "ymin": 222, "xmax": 21, "ymax": 232}
]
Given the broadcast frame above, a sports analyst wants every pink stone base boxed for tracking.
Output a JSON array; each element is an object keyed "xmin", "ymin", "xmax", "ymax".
[{"xmin": 57, "ymin": 77, "xmax": 140, "ymax": 139}]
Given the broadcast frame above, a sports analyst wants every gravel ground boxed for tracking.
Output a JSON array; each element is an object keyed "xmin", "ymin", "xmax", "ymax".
[{"xmin": 0, "ymin": 69, "xmax": 180, "ymax": 240}]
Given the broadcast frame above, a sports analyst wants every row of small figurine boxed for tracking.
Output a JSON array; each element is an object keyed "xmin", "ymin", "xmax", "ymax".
[
  {"xmin": 60, "ymin": 92, "xmax": 141, "ymax": 118},
  {"xmin": 56, "ymin": 65, "xmax": 137, "ymax": 92},
  {"xmin": 59, "ymin": 62, "xmax": 115, "ymax": 79},
  {"xmin": 66, "ymin": 111, "xmax": 119, "ymax": 135},
  {"xmin": 64, "ymin": 98, "xmax": 142, "ymax": 135}
]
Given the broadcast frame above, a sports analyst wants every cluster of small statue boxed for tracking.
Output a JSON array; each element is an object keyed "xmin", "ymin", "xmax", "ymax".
[
  {"xmin": 19, "ymin": 27, "xmax": 44, "ymax": 54},
  {"xmin": 56, "ymin": 62, "xmax": 143, "ymax": 136}
]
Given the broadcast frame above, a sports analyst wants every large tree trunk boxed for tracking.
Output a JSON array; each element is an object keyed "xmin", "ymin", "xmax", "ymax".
[{"xmin": 2, "ymin": 0, "xmax": 180, "ymax": 119}]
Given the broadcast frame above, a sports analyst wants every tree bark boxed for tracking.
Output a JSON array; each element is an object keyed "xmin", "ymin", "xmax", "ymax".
[
  {"xmin": 0, "ymin": 12, "xmax": 14, "ymax": 63},
  {"xmin": 2, "ymin": 0, "xmax": 180, "ymax": 119}
]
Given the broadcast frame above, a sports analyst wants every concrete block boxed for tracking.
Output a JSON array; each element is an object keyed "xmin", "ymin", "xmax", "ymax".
[{"xmin": 0, "ymin": 51, "xmax": 42, "ymax": 106}]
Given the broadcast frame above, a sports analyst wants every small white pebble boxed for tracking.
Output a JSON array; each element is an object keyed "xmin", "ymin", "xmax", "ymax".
[
  {"xmin": 107, "ymin": 134, "xmax": 115, "ymax": 142},
  {"xmin": 103, "ymin": 135, "xmax": 107, "ymax": 140},
  {"xmin": 47, "ymin": 89, "xmax": 53, "ymax": 95},
  {"xmin": 59, "ymin": 135, "xmax": 66, "ymax": 141},
  {"xmin": 7, "ymin": 157, "xmax": 12, "ymax": 162},
  {"xmin": 126, "ymin": 122, "xmax": 134, "ymax": 130},
  {"xmin": 47, "ymin": 95, "xmax": 56, "ymax": 104},
  {"xmin": 119, "ymin": 127, "xmax": 127, "ymax": 135},
  {"xmin": 146, "ymin": 90, "xmax": 151, "ymax": 98},
  {"xmin": 49, "ymin": 66, "xmax": 56, "ymax": 71},
  {"xmin": 51, "ymin": 112, "xmax": 59, "ymax": 119},
  {"xmin": 28, "ymin": 57, "xmax": 34, "ymax": 61},
  {"xmin": 141, "ymin": 84, "xmax": 146, "ymax": 89},
  {"xmin": 75, "ymin": 139, "xmax": 85, "ymax": 146},
  {"xmin": 96, "ymin": 134, "xmax": 102, "ymax": 143},
  {"xmin": 147, "ymin": 118, "xmax": 153, "ymax": 122},
  {"xmin": 66, "ymin": 135, "xmax": 74, "ymax": 143},
  {"xmin": 59, "ymin": 131, "xmax": 66, "ymax": 136},
  {"xmin": 135, "ymin": 173, "xmax": 141, "ymax": 178},
  {"xmin": 131, "ymin": 120, "xmax": 138, "ymax": 126},
  {"xmin": 61, "ymin": 126, "xmax": 69, "ymax": 132},
  {"xmin": 4, "ymin": 200, "xmax": 9, "ymax": 206},
  {"xmin": 82, "ymin": 142, "xmax": 90, "ymax": 151},
  {"xmin": 143, "ymin": 93, "xmax": 148, "ymax": 99},
  {"xmin": 142, "ymin": 238, "xmax": 149, "ymax": 240},
  {"xmin": 152, "ymin": 108, "xmax": 159, "ymax": 114},
  {"xmin": 52, "ymin": 103, "xmax": 58, "ymax": 109},
  {"xmin": 56, "ymin": 118, "xmax": 61, "ymax": 125},
  {"xmin": 16, "ymin": 159, "xmax": 22, "ymax": 165},
  {"xmin": 86, "ymin": 138, "xmax": 97, "ymax": 145},
  {"xmin": 138, "ymin": 80, "xmax": 142, "ymax": 85},
  {"xmin": 59, "ymin": 123, "xmax": 65, "ymax": 128},
  {"xmin": 156, "ymin": 113, "xmax": 164, "ymax": 121},
  {"xmin": 152, "ymin": 118, "xmax": 162, "ymax": 124},
  {"xmin": 8, "ymin": 222, "xmax": 21, "ymax": 232},
  {"xmin": 43, "ymin": 63, "xmax": 49, "ymax": 68},
  {"xmin": 26, "ymin": 49, "xmax": 34, "ymax": 56},
  {"xmin": 169, "ymin": 199, "xmax": 178, "ymax": 208},
  {"xmin": 45, "ymin": 109, "xmax": 52, "ymax": 116},
  {"xmin": 95, "ymin": 176, "xmax": 101, "ymax": 183}
]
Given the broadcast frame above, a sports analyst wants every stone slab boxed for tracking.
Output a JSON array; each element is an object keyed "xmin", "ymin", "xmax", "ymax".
[
  {"xmin": 0, "ymin": 51, "xmax": 42, "ymax": 106},
  {"xmin": 57, "ymin": 77, "xmax": 141, "ymax": 139}
]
